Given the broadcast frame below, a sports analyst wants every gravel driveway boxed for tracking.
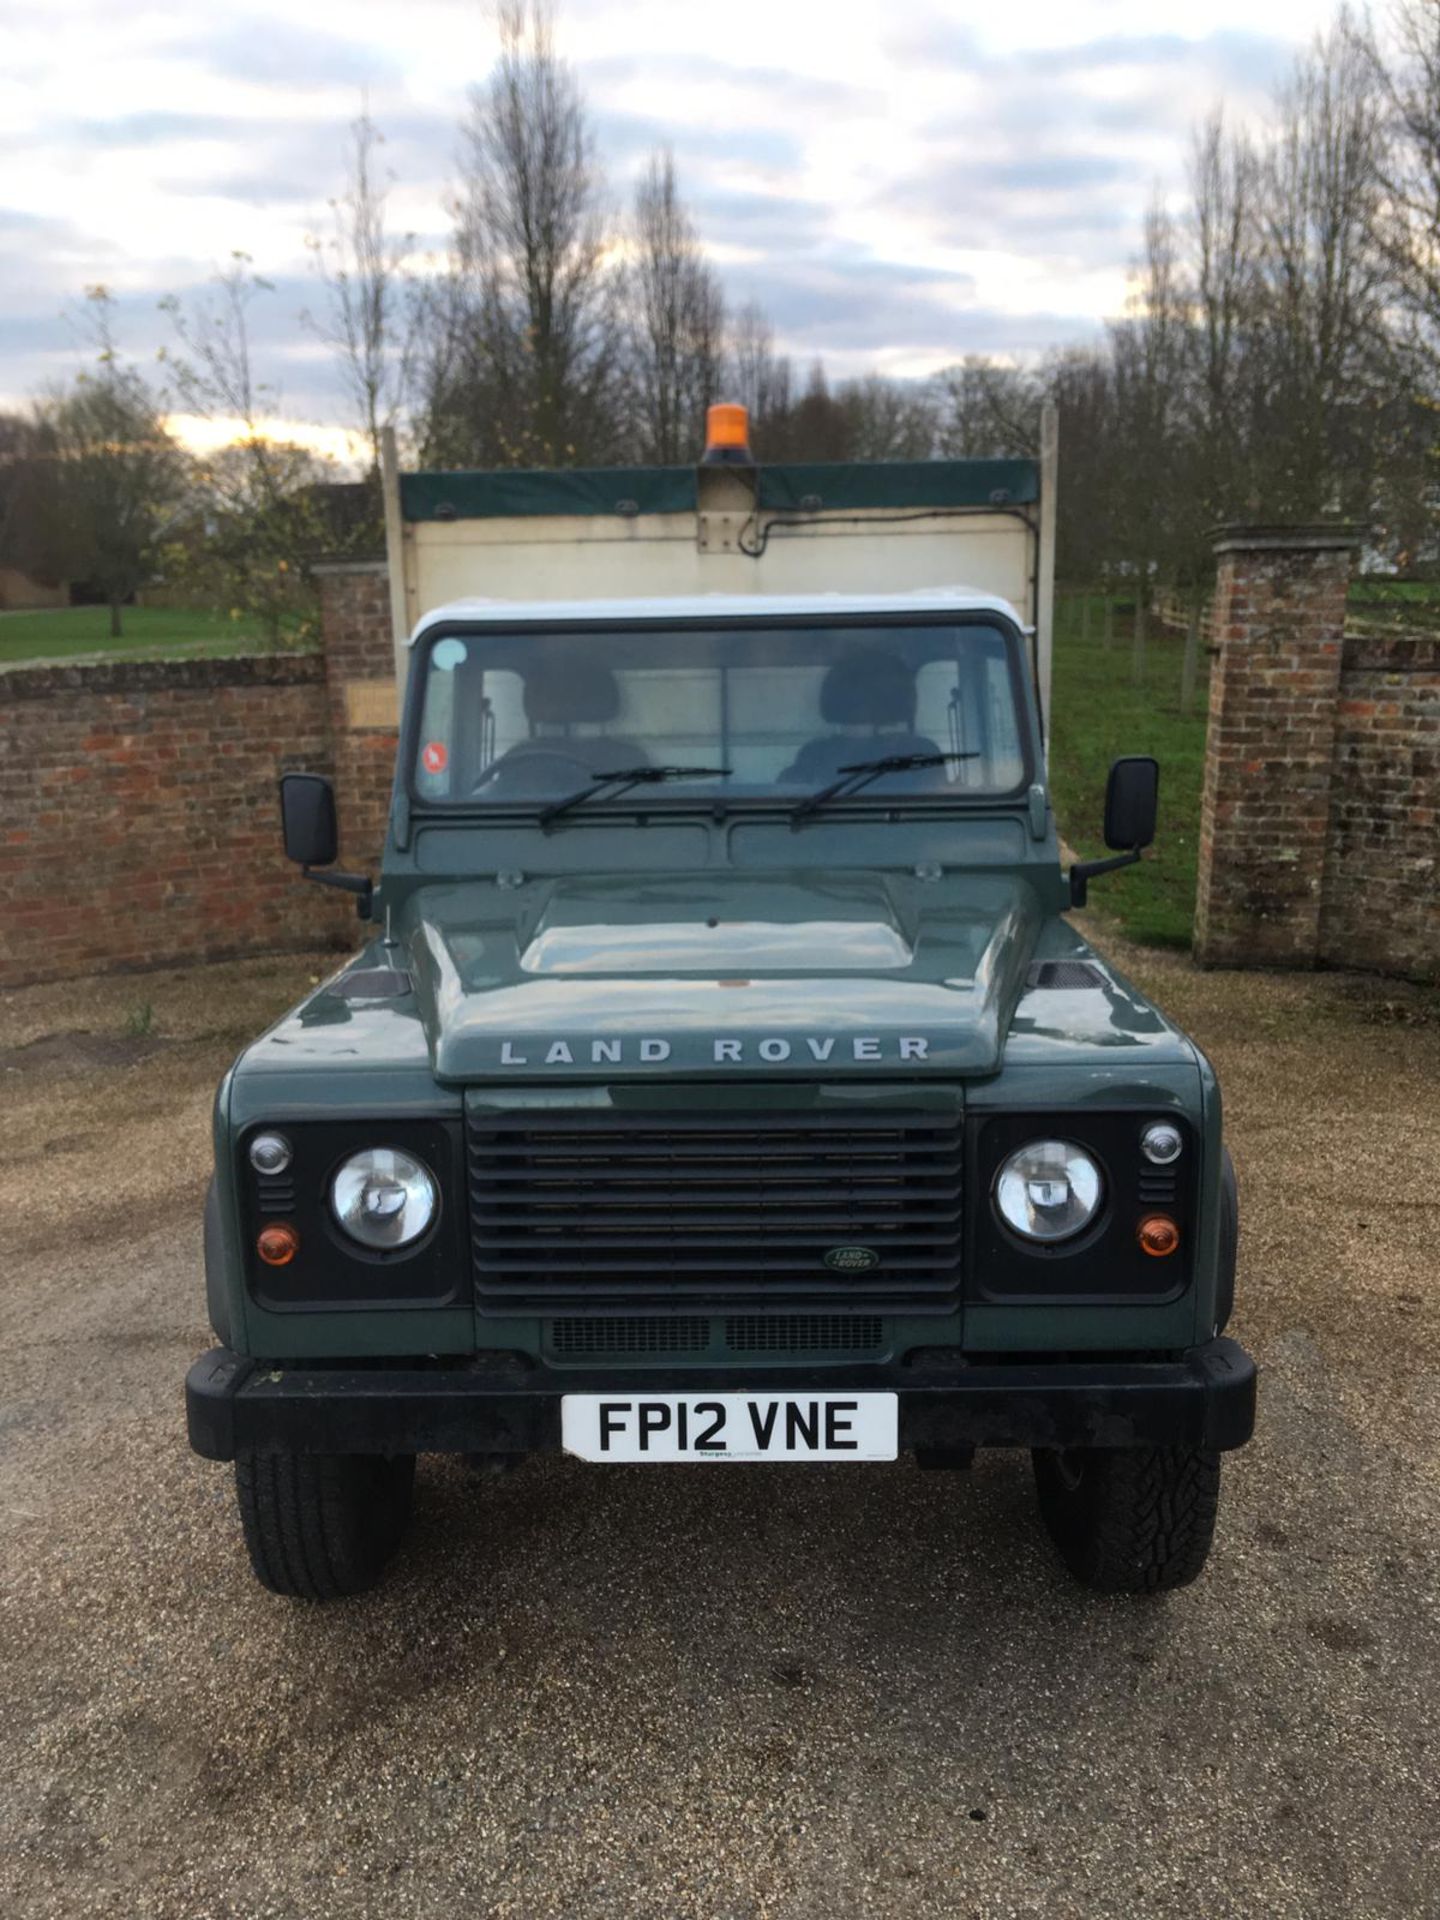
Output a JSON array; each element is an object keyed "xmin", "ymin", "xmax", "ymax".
[{"xmin": 2, "ymin": 937, "xmax": 1437, "ymax": 1918}]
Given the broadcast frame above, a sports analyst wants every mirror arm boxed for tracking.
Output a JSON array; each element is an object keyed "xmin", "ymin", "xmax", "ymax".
[
  {"xmin": 1069, "ymin": 848, "xmax": 1140, "ymax": 909},
  {"xmin": 301, "ymin": 865, "xmax": 374, "ymax": 917}
]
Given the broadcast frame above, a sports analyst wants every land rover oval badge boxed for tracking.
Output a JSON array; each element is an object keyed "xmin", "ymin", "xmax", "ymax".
[{"xmin": 823, "ymin": 1246, "xmax": 880, "ymax": 1273}]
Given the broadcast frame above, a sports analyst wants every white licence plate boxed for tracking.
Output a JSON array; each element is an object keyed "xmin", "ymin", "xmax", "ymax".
[{"xmin": 561, "ymin": 1391, "xmax": 898, "ymax": 1463}]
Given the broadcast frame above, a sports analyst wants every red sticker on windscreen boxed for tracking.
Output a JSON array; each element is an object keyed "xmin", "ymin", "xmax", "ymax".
[{"xmin": 422, "ymin": 740, "xmax": 448, "ymax": 774}]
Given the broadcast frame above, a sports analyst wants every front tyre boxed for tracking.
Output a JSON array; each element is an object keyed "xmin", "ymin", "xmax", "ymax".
[
  {"xmin": 1032, "ymin": 1445, "xmax": 1221, "ymax": 1593},
  {"xmin": 235, "ymin": 1450, "xmax": 416, "ymax": 1600}
]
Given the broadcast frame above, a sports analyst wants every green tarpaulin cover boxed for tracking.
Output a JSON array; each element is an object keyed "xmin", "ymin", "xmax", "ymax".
[{"xmin": 401, "ymin": 458, "xmax": 1038, "ymax": 523}]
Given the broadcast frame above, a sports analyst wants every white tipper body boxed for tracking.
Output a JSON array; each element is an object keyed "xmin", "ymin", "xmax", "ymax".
[{"xmin": 382, "ymin": 408, "xmax": 1057, "ymax": 736}]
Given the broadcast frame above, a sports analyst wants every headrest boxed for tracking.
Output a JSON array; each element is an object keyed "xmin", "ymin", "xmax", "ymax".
[
  {"xmin": 820, "ymin": 650, "xmax": 916, "ymax": 726},
  {"xmin": 523, "ymin": 658, "xmax": 621, "ymax": 726}
]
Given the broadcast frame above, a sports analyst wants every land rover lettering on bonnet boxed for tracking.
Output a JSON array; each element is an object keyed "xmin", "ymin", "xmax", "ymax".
[
  {"xmin": 490, "ymin": 1035, "xmax": 933, "ymax": 1066},
  {"xmin": 185, "ymin": 409, "xmax": 1255, "ymax": 1602}
]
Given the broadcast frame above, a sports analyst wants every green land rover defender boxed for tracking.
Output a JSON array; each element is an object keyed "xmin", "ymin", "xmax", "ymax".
[
  {"xmin": 186, "ymin": 575, "xmax": 1255, "ymax": 1600},
  {"xmin": 186, "ymin": 576, "xmax": 1259, "ymax": 1597}
]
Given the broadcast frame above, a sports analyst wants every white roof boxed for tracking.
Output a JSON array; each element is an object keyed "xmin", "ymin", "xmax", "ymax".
[{"xmin": 409, "ymin": 586, "xmax": 1026, "ymax": 645}]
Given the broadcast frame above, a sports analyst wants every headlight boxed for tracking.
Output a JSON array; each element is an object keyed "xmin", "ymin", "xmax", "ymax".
[
  {"xmin": 994, "ymin": 1139, "xmax": 1103, "ymax": 1243},
  {"xmin": 331, "ymin": 1148, "xmax": 438, "ymax": 1250}
]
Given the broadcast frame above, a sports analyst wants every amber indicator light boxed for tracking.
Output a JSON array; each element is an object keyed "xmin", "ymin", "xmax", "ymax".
[
  {"xmin": 1136, "ymin": 1214, "xmax": 1181, "ymax": 1258},
  {"xmin": 705, "ymin": 402, "xmax": 750, "ymax": 452},
  {"xmin": 257, "ymin": 1222, "xmax": 300, "ymax": 1266}
]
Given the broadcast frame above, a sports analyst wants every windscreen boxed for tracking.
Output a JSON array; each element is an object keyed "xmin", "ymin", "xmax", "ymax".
[{"xmin": 411, "ymin": 622, "xmax": 1027, "ymax": 805}]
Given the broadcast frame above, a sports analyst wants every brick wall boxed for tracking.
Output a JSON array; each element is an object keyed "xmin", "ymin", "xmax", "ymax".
[
  {"xmin": 1321, "ymin": 635, "xmax": 1440, "ymax": 978},
  {"xmin": 0, "ymin": 565, "xmax": 403, "ymax": 990},
  {"xmin": 0, "ymin": 655, "xmax": 357, "ymax": 987},
  {"xmin": 1195, "ymin": 526, "xmax": 1440, "ymax": 983}
]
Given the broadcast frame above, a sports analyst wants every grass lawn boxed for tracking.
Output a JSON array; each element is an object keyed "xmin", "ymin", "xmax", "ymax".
[
  {"xmin": 1050, "ymin": 578, "xmax": 1440, "ymax": 949},
  {"xmin": 1347, "ymin": 577, "xmax": 1440, "ymax": 607},
  {"xmin": 0, "ymin": 605, "xmax": 309, "ymax": 665},
  {"xmin": 1346, "ymin": 577, "xmax": 1440, "ymax": 636},
  {"xmin": 1048, "ymin": 595, "xmax": 1209, "ymax": 951}
]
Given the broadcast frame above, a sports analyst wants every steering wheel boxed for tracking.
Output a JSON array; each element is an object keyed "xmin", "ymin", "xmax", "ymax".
[{"xmin": 470, "ymin": 746, "xmax": 603, "ymax": 795}]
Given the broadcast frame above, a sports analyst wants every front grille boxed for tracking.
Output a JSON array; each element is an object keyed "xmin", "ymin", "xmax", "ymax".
[{"xmin": 468, "ymin": 1107, "xmax": 962, "ymax": 1316}]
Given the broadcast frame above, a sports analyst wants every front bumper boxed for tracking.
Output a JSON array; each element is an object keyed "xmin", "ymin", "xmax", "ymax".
[{"xmin": 186, "ymin": 1338, "xmax": 1257, "ymax": 1461}]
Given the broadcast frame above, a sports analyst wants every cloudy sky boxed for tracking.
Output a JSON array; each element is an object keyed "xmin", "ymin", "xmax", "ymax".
[{"xmin": 1, "ymin": 0, "xmax": 1341, "ymax": 456}]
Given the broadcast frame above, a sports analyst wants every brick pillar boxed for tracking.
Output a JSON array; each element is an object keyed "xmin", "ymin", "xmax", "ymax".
[
  {"xmin": 1194, "ymin": 524, "xmax": 1360, "ymax": 969},
  {"xmin": 314, "ymin": 560, "xmax": 401, "ymax": 868}
]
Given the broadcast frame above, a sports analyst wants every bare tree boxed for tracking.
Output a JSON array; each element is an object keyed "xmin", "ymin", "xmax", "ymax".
[
  {"xmin": 305, "ymin": 111, "xmax": 415, "ymax": 476},
  {"xmin": 162, "ymin": 259, "xmax": 332, "ymax": 641},
  {"xmin": 1169, "ymin": 113, "xmax": 1261, "ymax": 704},
  {"xmin": 1188, "ymin": 113, "xmax": 1260, "ymax": 509},
  {"xmin": 727, "ymin": 301, "xmax": 793, "ymax": 442},
  {"xmin": 161, "ymin": 255, "xmax": 282, "ymax": 457},
  {"xmin": 628, "ymin": 149, "xmax": 725, "ymax": 464},
  {"xmin": 1109, "ymin": 204, "xmax": 1190, "ymax": 684},
  {"xmin": 1366, "ymin": 1, "xmax": 1440, "ymax": 355},
  {"xmin": 840, "ymin": 374, "xmax": 939, "ymax": 459},
  {"xmin": 1252, "ymin": 16, "xmax": 1389, "ymax": 517},
  {"xmin": 934, "ymin": 358, "xmax": 1042, "ymax": 458},
  {"xmin": 408, "ymin": 257, "xmax": 477, "ymax": 468},
  {"xmin": 447, "ymin": 0, "xmax": 623, "ymax": 465},
  {"xmin": 36, "ymin": 291, "xmax": 188, "ymax": 637},
  {"xmin": 781, "ymin": 361, "xmax": 853, "ymax": 461},
  {"xmin": 1043, "ymin": 346, "xmax": 1119, "ymax": 594},
  {"xmin": 1354, "ymin": 1, "xmax": 1440, "ymax": 563}
]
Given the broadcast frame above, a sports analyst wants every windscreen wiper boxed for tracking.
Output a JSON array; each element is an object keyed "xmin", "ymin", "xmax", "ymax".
[
  {"xmin": 790, "ymin": 750, "xmax": 980, "ymax": 827},
  {"xmin": 540, "ymin": 764, "xmax": 732, "ymax": 830}
]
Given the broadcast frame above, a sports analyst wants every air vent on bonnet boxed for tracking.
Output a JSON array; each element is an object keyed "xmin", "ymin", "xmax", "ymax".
[
  {"xmin": 332, "ymin": 968, "xmax": 413, "ymax": 999},
  {"xmin": 1026, "ymin": 960, "xmax": 1105, "ymax": 990}
]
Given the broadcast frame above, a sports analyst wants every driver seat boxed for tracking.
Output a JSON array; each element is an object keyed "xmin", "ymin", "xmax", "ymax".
[
  {"xmin": 780, "ymin": 649, "xmax": 939, "ymax": 785},
  {"xmin": 487, "ymin": 659, "xmax": 649, "ymax": 791}
]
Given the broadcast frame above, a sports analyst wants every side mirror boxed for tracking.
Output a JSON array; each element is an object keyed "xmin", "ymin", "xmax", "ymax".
[
  {"xmin": 1069, "ymin": 756, "xmax": 1160, "ymax": 909},
  {"xmin": 1103, "ymin": 755, "xmax": 1159, "ymax": 851},
  {"xmin": 280, "ymin": 772, "xmax": 338, "ymax": 868}
]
